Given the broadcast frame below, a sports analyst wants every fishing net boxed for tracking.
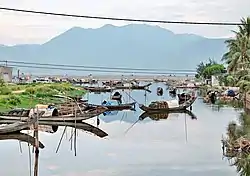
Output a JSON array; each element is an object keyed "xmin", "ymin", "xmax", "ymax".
[{"xmin": 149, "ymin": 101, "xmax": 169, "ymax": 109}]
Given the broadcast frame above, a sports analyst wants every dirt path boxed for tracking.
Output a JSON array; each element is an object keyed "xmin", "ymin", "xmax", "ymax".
[{"xmin": 12, "ymin": 90, "xmax": 26, "ymax": 94}]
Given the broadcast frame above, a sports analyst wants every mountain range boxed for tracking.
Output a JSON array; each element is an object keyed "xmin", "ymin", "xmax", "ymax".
[{"xmin": 0, "ymin": 24, "xmax": 228, "ymax": 75}]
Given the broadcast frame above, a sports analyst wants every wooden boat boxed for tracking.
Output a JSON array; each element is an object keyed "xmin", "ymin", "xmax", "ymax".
[
  {"xmin": 0, "ymin": 105, "xmax": 107, "ymax": 122},
  {"xmin": 157, "ymin": 87, "xmax": 163, "ymax": 96},
  {"xmin": 83, "ymin": 86, "xmax": 112, "ymax": 93},
  {"xmin": 101, "ymin": 100, "xmax": 136, "ymax": 111},
  {"xmin": 169, "ymin": 87, "xmax": 177, "ymax": 95},
  {"xmin": 0, "ymin": 133, "xmax": 45, "ymax": 148},
  {"xmin": 114, "ymin": 83, "xmax": 152, "ymax": 90},
  {"xmin": 177, "ymin": 93, "xmax": 192, "ymax": 104},
  {"xmin": 111, "ymin": 92, "xmax": 122, "ymax": 101},
  {"xmin": 139, "ymin": 109, "xmax": 197, "ymax": 121},
  {"xmin": 0, "ymin": 120, "xmax": 108, "ymax": 138},
  {"xmin": 139, "ymin": 96, "xmax": 197, "ymax": 112},
  {"xmin": 102, "ymin": 81, "xmax": 123, "ymax": 87},
  {"xmin": 0, "ymin": 113, "xmax": 40, "ymax": 134},
  {"xmin": 87, "ymin": 101, "xmax": 136, "ymax": 111}
]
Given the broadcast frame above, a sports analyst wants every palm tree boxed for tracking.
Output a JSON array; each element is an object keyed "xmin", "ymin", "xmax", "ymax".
[{"xmin": 222, "ymin": 17, "xmax": 250, "ymax": 73}]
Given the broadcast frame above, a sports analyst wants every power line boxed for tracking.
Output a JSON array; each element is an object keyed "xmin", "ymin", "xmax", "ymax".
[
  {"xmin": 0, "ymin": 60, "xmax": 196, "ymax": 72},
  {"xmin": 0, "ymin": 7, "xmax": 243, "ymax": 26},
  {"xmin": 5, "ymin": 64, "xmax": 196, "ymax": 75}
]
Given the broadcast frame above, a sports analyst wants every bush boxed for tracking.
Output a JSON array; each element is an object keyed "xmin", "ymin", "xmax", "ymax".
[
  {"xmin": 25, "ymin": 87, "xmax": 36, "ymax": 94},
  {"xmin": 0, "ymin": 86, "xmax": 11, "ymax": 95},
  {"xmin": 7, "ymin": 95, "xmax": 21, "ymax": 106},
  {"xmin": 0, "ymin": 95, "xmax": 22, "ymax": 107}
]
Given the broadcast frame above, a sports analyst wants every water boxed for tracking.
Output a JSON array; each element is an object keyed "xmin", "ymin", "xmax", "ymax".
[{"xmin": 0, "ymin": 83, "xmax": 241, "ymax": 175}]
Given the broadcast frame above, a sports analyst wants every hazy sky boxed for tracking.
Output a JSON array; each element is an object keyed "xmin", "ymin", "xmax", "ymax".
[{"xmin": 0, "ymin": 0, "xmax": 249, "ymax": 45}]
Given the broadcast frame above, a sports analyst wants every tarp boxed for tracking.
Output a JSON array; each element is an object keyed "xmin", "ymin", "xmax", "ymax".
[
  {"xmin": 102, "ymin": 100, "xmax": 119, "ymax": 106},
  {"xmin": 167, "ymin": 99, "xmax": 179, "ymax": 108},
  {"xmin": 227, "ymin": 89, "xmax": 235, "ymax": 97}
]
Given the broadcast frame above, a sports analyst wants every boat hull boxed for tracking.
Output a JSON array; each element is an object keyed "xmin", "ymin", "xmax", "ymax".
[
  {"xmin": 105, "ymin": 102, "xmax": 136, "ymax": 111},
  {"xmin": 139, "ymin": 97, "xmax": 196, "ymax": 112}
]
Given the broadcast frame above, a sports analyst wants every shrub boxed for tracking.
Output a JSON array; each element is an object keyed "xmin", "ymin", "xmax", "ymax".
[
  {"xmin": 0, "ymin": 86, "xmax": 11, "ymax": 95},
  {"xmin": 7, "ymin": 95, "xmax": 21, "ymax": 106},
  {"xmin": 25, "ymin": 87, "xmax": 36, "ymax": 94}
]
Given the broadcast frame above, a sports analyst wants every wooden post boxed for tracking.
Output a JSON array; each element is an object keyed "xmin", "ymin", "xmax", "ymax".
[{"xmin": 34, "ymin": 108, "xmax": 40, "ymax": 176}]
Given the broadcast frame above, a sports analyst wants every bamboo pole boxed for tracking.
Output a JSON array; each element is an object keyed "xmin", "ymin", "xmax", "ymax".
[{"xmin": 34, "ymin": 107, "xmax": 39, "ymax": 176}]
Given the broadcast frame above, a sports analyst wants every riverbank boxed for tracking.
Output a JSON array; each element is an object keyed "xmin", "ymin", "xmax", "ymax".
[
  {"xmin": 199, "ymin": 85, "xmax": 243, "ymax": 108},
  {"xmin": 0, "ymin": 83, "xmax": 85, "ymax": 112}
]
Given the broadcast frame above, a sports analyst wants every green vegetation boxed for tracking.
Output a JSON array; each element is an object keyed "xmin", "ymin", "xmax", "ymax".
[
  {"xmin": 196, "ymin": 17, "xmax": 250, "ymax": 92},
  {"xmin": 220, "ymin": 17, "xmax": 250, "ymax": 92},
  {"xmin": 223, "ymin": 113, "xmax": 250, "ymax": 176},
  {"xmin": 195, "ymin": 58, "xmax": 226, "ymax": 79},
  {"xmin": 220, "ymin": 17, "xmax": 250, "ymax": 176},
  {"xmin": 0, "ymin": 82, "xmax": 85, "ymax": 111}
]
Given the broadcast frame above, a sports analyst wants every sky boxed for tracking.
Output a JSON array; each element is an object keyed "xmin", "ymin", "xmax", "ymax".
[{"xmin": 0, "ymin": 0, "xmax": 249, "ymax": 45}]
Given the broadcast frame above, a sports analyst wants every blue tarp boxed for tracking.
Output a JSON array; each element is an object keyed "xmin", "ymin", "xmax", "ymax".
[
  {"xmin": 102, "ymin": 100, "xmax": 119, "ymax": 106},
  {"xmin": 227, "ymin": 89, "xmax": 235, "ymax": 97}
]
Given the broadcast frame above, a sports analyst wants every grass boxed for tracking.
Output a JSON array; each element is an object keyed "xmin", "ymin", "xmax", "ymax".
[{"xmin": 0, "ymin": 82, "xmax": 85, "ymax": 112}]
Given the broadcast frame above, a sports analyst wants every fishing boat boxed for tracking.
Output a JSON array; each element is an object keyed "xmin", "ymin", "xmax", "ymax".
[
  {"xmin": 157, "ymin": 87, "xmax": 163, "ymax": 96},
  {"xmin": 101, "ymin": 100, "xmax": 136, "ymax": 111},
  {"xmin": 139, "ymin": 109, "xmax": 197, "ymax": 121},
  {"xmin": 177, "ymin": 92, "xmax": 192, "ymax": 104},
  {"xmin": 83, "ymin": 86, "xmax": 112, "ymax": 93},
  {"xmin": 87, "ymin": 100, "xmax": 136, "ymax": 111},
  {"xmin": 139, "ymin": 95, "xmax": 197, "ymax": 112},
  {"xmin": 102, "ymin": 81, "xmax": 123, "ymax": 87},
  {"xmin": 0, "ymin": 104, "xmax": 107, "ymax": 122},
  {"xmin": 169, "ymin": 87, "xmax": 177, "ymax": 95},
  {"xmin": 0, "ymin": 112, "xmax": 41, "ymax": 134},
  {"xmin": 0, "ymin": 132, "xmax": 45, "ymax": 148},
  {"xmin": 114, "ymin": 83, "xmax": 152, "ymax": 91},
  {"xmin": 111, "ymin": 92, "xmax": 122, "ymax": 101}
]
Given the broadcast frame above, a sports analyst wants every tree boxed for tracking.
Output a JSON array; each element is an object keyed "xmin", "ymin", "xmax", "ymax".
[
  {"xmin": 196, "ymin": 59, "xmax": 225, "ymax": 79},
  {"xmin": 222, "ymin": 17, "xmax": 250, "ymax": 73}
]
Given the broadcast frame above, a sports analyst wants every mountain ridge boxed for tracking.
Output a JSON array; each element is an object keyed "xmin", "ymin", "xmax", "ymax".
[{"xmin": 0, "ymin": 24, "xmax": 228, "ymax": 75}]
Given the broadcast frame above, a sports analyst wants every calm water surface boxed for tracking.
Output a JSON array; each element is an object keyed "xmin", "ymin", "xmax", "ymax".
[{"xmin": 0, "ymin": 83, "xmax": 241, "ymax": 175}]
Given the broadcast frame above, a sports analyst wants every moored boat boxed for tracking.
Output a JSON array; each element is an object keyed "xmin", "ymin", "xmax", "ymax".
[
  {"xmin": 101, "ymin": 100, "xmax": 136, "ymax": 111},
  {"xmin": 169, "ymin": 87, "xmax": 177, "ymax": 95},
  {"xmin": 87, "ymin": 100, "xmax": 136, "ymax": 111},
  {"xmin": 139, "ymin": 95, "xmax": 197, "ymax": 112},
  {"xmin": 83, "ymin": 86, "xmax": 112, "ymax": 93},
  {"xmin": 114, "ymin": 83, "xmax": 152, "ymax": 91},
  {"xmin": 139, "ymin": 109, "xmax": 197, "ymax": 121},
  {"xmin": 157, "ymin": 87, "xmax": 163, "ymax": 96},
  {"xmin": 0, "ymin": 104, "xmax": 107, "ymax": 122},
  {"xmin": 111, "ymin": 92, "xmax": 122, "ymax": 102},
  {"xmin": 0, "ymin": 112, "xmax": 42, "ymax": 134}
]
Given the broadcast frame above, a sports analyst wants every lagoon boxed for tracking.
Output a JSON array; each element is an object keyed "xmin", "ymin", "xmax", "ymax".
[{"xmin": 0, "ymin": 83, "xmax": 240, "ymax": 176}]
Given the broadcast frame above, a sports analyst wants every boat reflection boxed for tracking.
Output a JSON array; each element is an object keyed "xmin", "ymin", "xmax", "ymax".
[
  {"xmin": 0, "ymin": 132, "xmax": 45, "ymax": 149},
  {"xmin": 0, "ymin": 120, "xmax": 108, "ymax": 138},
  {"xmin": 139, "ymin": 109, "xmax": 197, "ymax": 121},
  {"xmin": 222, "ymin": 115, "xmax": 250, "ymax": 176}
]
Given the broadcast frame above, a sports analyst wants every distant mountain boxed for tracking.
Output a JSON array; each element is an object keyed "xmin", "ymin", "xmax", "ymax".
[{"xmin": 0, "ymin": 24, "xmax": 228, "ymax": 75}]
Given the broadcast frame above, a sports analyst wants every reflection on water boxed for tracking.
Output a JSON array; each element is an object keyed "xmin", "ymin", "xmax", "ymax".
[
  {"xmin": 0, "ymin": 83, "xmax": 242, "ymax": 175},
  {"xmin": 222, "ymin": 112, "xmax": 250, "ymax": 176}
]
